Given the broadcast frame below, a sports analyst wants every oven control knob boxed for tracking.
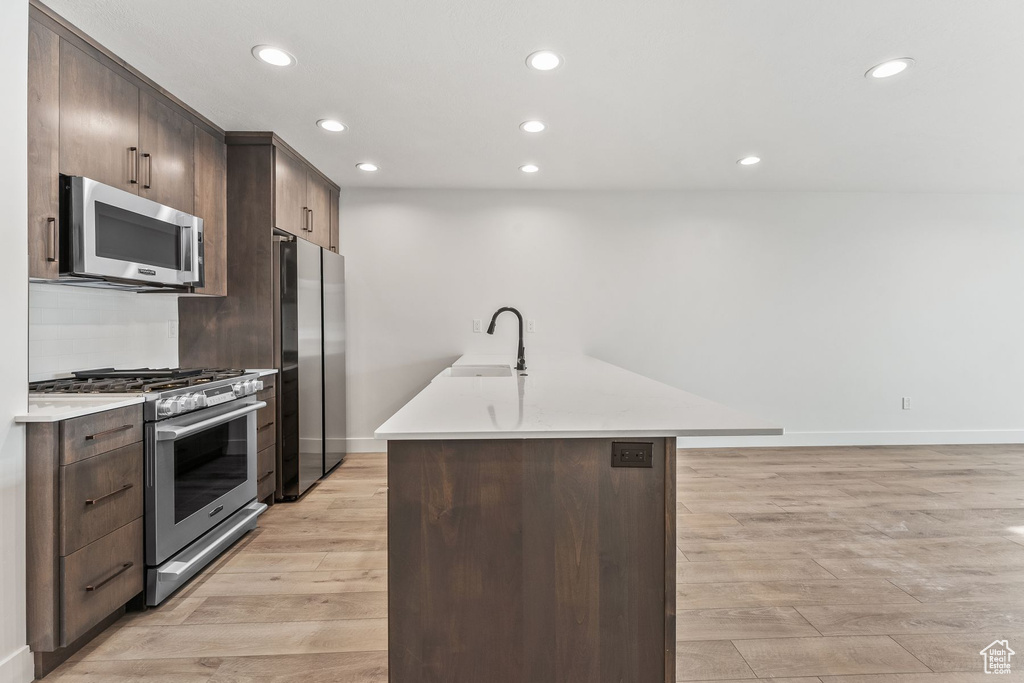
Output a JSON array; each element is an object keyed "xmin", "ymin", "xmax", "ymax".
[
  {"xmin": 156, "ymin": 398, "xmax": 175, "ymax": 417},
  {"xmin": 246, "ymin": 380, "xmax": 258, "ymax": 394},
  {"xmin": 181, "ymin": 394, "xmax": 197, "ymax": 411},
  {"xmin": 255, "ymin": 380, "xmax": 264, "ymax": 392},
  {"xmin": 232, "ymin": 382, "xmax": 245, "ymax": 397},
  {"xmin": 193, "ymin": 393, "xmax": 208, "ymax": 408}
]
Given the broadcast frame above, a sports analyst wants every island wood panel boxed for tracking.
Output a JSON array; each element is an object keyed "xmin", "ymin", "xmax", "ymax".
[{"xmin": 388, "ymin": 437, "xmax": 675, "ymax": 683}]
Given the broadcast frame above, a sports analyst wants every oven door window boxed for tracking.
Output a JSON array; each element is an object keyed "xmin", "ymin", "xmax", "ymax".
[
  {"xmin": 94, "ymin": 200, "xmax": 181, "ymax": 270},
  {"xmin": 173, "ymin": 415, "xmax": 249, "ymax": 523}
]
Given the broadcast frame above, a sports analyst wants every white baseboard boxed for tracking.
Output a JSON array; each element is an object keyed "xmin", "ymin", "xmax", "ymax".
[
  {"xmin": 345, "ymin": 437, "xmax": 387, "ymax": 454},
  {"xmin": 0, "ymin": 645, "xmax": 33, "ymax": 683},
  {"xmin": 344, "ymin": 430, "xmax": 1024, "ymax": 454}
]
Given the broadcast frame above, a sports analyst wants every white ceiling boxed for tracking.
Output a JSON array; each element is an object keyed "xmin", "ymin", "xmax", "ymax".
[{"xmin": 45, "ymin": 0, "xmax": 1024, "ymax": 192}]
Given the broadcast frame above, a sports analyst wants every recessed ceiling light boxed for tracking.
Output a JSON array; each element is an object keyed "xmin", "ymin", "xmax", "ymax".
[
  {"xmin": 866, "ymin": 57, "xmax": 914, "ymax": 79},
  {"xmin": 355, "ymin": 162, "xmax": 379, "ymax": 172},
  {"xmin": 252, "ymin": 45, "xmax": 295, "ymax": 67},
  {"xmin": 317, "ymin": 119, "xmax": 346, "ymax": 132},
  {"xmin": 520, "ymin": 164, "xmax": 540, "ymax": 173},
  {"xmin": 520, "ymin": 120, "xmax": 546, "ymax": 133},
  {"xmin": 526, "ymin": 51, "xmax": 562, "ymax": 71},
  {"xmin": 737, "ymin": 156, "xmax": 761, "ymax": 166}
]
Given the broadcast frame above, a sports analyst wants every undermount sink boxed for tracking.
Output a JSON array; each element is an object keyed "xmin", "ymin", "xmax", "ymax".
[{"xmin": 448, "ymin": 364, "xmax": 513, "ymax": 377}]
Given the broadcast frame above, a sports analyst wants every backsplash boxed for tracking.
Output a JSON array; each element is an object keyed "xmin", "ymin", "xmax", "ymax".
[{"xmin": 29, "ymin": 283, "xmax": 180, "ymax": 382}]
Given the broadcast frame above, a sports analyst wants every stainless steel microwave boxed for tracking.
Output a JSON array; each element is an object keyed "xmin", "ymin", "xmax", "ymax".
[{"xmin": 58, "ymin": 175, "xmax": 203, "ymax": 290}]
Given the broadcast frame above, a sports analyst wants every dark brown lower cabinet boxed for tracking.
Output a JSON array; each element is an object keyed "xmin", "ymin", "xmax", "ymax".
[
  {"xmin": 27, "ymin": 406, "xmax": 145, "ymax": 678},
  {"xmin": 387, "ymin": 437, "xmax": 677, "ymax": 683}
]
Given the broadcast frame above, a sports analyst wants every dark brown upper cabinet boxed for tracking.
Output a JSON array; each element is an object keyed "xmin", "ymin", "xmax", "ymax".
[
  {"xmin": 139, "ymin": 92, "xmax": 194, "ymax": 212},
  {"xmin": 274, "ymin": 146, "xmax": 307, "ymax": 237},
  {"xmin": 273, "ymin": 145, "xmax": 338, "ymax": 250},
  {"xmin": 192, "ymin": 126, "xmax": 227, "ymax": 296},
  {"xmin": 58, "ymin": 41, "xmax": 140, "ymax": 193},
  {"xmin": 329, "ymin": 187, "xmax": 340, "ymax": 253},
  {"xmin": 28, "ymin": 3, "xmax": 228, "ymax": 295},
  {"xmin": 307, "ymin": 170, "xmax": 332, "ymax": 250},
  {"xmin": 28, "ymin": 19, "xmax": 60, "ymax": 279}
]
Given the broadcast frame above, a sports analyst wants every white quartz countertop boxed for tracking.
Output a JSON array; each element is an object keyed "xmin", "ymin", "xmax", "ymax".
[
  {"xmin": 375, "ymin": 353, "xmax": 782, "ymax": 440},
  {"xmin": 247, "ymin": 368, "xmax": 279, "ymax": 378},
  {"xmin": 15, "ymin": 395, "xmax": 145, "ymax": 423}
]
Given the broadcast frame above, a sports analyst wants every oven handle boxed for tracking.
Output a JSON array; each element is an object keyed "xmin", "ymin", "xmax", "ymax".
[{"xmin": 155, "ymin": 401, "xmax": 266, "ymax": 441}]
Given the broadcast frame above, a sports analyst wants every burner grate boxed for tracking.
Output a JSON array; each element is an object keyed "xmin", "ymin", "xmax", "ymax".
[{"xmin": 30, "ymin": 368, "xmax": 249, "ymax": 394}]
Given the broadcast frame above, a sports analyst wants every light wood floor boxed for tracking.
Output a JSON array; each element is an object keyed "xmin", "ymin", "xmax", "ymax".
[{"xmin": 46, "ymin": 445, "xmax": 1024, "ymax": 682}]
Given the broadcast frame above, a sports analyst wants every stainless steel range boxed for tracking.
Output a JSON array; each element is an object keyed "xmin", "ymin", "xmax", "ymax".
[{"xmin": 31, "ymin": 368, "xmax": 269, "ymax": 605}]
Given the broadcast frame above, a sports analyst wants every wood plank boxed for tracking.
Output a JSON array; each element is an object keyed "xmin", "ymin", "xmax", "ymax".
[
  {"xmin": 217, "ymin": 552, "xmax": 327, "ymax": 574},
  {"xmin": 675, "ymin": 606, "xmax": 820, "ymax": 641},
  {"xmin": 733, "ymin": 636, "xmax": 930, "ymax": 677},
  {"xmin": 677, "ymin": 579, "xmax": 917, "ymax": 609},
  {"xmin": 185, "ymin": 593, "xmax": 387, "ymax": 624},
  {"xmin": 892, "ymin": 633, "xmax": 1024, "ymax": 673},
  {"xmin": 677, "ymin": 559, "xmax": 837, "ymax": 584},
  {"xmin": 316, "ymin": 551, "xmax": 388, "ymax": 571},
  {"xmin": 81, "ymin": 619, "xmax": 387, "ymax": 660},
  {"xmin": 207, "ymin": 651, "xmax": 387, "ymax": 683},
  {"xmin": 795, "ymin": 602, "xmax": 1024, "ymax": 636},
  {"xmin": 190, "ymin": 569, "xmax": 387, "ymax": 597},
  {"xmin": 674, "ymin": 641, "xmax": 754, "ymax": 681},
  {"xmin": 46, "ymin": 657, "xmax": 222, "ymax": 682}
]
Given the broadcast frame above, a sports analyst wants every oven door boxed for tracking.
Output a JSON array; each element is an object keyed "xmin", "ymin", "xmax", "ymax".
[
  {"xmin": 146, "ymin": 399, "xmax": 265, "ymax": 566},
  {"xmin": 65, "ymin": 175, "xmax": 203, "ymax": 288}
]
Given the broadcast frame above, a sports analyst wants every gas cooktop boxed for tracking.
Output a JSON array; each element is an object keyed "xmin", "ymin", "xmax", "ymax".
[{"xmin": 29, "ymin": 368, "xmax": 249, "ymax": 395}]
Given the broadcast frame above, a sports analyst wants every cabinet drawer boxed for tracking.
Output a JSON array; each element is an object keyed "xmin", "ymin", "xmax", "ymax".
[
  {"xmin": 61, "ymin": 518, "xmax": 143, "ymax": 646},
  {"xmin": 61, "ymin": 405, "xmax": 142, "ymax": 465},
  {"xmin": 257, "ymin": 445, "xmax": 276, "ymax": 501},
  {"xmin": 257, "ymin": 398, "xmax": 276, "ymax": 452},
  {"xmin": 61, "ymin": 442, "xmax": 143, "ymax": 556}
]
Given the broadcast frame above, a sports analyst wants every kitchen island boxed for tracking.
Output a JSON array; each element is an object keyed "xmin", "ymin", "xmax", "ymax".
[{"xmin": 376, "ymin": 353, "xmax": 781, "ymax": 683}]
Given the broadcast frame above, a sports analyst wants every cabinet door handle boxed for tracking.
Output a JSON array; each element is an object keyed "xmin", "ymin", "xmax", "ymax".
[
  {"xmin": 129, "ymin": 147, "xmax": 139, "ymax": 184},
  {"xmin": 85, "ymin": 562, "xmax": 133, "ymax": 592},
  {"xmin": 142, "ymin": 153, "xmax": 152, "ymax": 189},
  {"xmin": 47, "ymin": 217, "xmax": 57, "ymax": 262},
  {"xmin": 257, "ymin": 470, "xmax": 274, "ymax": 484},
  {"xmin": 308, "ymin": 209, "xmax": 314, "ymax": 233},
  {"xmin": 84, "ymin": 424, "xmax": 133, "ymax": 441},
  {"xmin": 85, "ymin": 483, "xmax": 133, "ymax": 506}
]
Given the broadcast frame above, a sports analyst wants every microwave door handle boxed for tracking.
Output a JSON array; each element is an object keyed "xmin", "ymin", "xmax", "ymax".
[{"xmin": 155, "ymin": 401, "xmax": 266, "ymax": 441}]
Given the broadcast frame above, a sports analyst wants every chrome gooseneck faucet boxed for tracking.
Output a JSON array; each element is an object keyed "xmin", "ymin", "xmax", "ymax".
[{"xmin": 487, "ymin": 307, "xmax": 526, "ymax": 371}]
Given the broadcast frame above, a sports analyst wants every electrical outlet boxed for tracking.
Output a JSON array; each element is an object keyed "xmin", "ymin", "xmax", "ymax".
[
  {"xmin": 902, "ymin": 397, "xmax": 912, "ymax": 410},
  {"xmin": 472, "ymin": 319, "xmax": 483, "ymax": 333},
  {"xmin": 527, "ymin": 319, "xmax": 536, "ymax": 333},
  {"xmin": 611, "ymin": 441, "xmax": 653, "ymax": 468},
  {"xmin": 167, "ymin": 320, "xmax": 178, "ymax": 339}
]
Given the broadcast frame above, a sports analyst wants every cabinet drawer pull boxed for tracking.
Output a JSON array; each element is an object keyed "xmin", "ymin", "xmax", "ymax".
[
  {"xmin": 47, "ymin": 217, "xmax": 57, "ymax": 262},
  {"xmin": 129, "ymin": 147, "xmax": 139, "ymax": 184},
  {"xmin": 84, "ymin": 424, "xmax": 133, "ymax": 441},
  {"xmin": 142, "ymin": 152, "xmax": 152, "ymax": 189},
  {"xmin": 258, "ymin": 422, "xmax": 274, "ymax": 431},
  {"xmin": 257, "ymin": 470, "xmax": 274, "ymax": 484},
  {"xmin": 85, "ymin": 562, "xmax": 133, "ymax": 592},
  {"xmin": 85, "ymin": 483, "xmax": 133, "ymax": 506}
]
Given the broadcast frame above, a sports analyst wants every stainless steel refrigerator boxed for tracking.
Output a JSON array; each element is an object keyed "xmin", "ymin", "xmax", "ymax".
[{"xmin": 274, "ymin": 236, "xmax": 346, "ymax": 499}]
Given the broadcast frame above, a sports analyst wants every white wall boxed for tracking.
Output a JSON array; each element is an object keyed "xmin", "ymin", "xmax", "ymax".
[
  {"xmin": 29, "ymin": 284, "xmax": 180, "ymax": 382},
  {"xmin": 0, "ymin": 0, "xmax": 32, "ymax": 681},
  {"xmin": 340, "ymin": 189, "xmax": 1024, "ymax": 452}
]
